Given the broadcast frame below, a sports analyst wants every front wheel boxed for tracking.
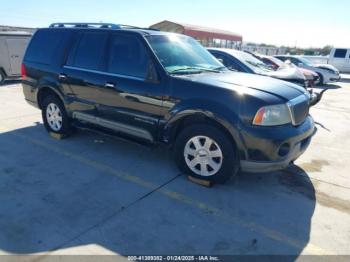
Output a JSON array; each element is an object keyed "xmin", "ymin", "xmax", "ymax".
[
  {"xmin": 317, "ymin": 73, "xmax": 324, "ymax": 86},
  {"xmin": 174, "ymin": 124, "xmax": 239, "ymax": 184},
  {"xmin": 42, "ymin": 95, "xmax": 72, "ymax": 136}
]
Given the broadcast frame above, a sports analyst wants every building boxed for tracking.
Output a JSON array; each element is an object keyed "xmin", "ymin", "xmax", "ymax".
[{"xmin": 150, "ymin": 20, "xmax": 242, "ymax": 49}]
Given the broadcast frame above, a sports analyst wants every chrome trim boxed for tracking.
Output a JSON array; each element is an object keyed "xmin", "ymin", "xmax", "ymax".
[
  {"xmin": 286, "ymin": 94, "xmax": 309, "ymax": 126},
  {"xmin": 72, "ymin": 112, "xmax": 154, "ymax": 142},
  {"xmin": 63, "ymin": 66, "xmax": 145, "ymax": 82}
]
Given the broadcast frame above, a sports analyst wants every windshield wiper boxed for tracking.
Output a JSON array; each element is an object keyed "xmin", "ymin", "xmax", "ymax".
[
  {"xmin": 170, "ymin": 66, "xmax": 221, "ymax": 74},
  {"xmin": 211, "ymin": 66, "xmax": 227, "ymax": 71}
]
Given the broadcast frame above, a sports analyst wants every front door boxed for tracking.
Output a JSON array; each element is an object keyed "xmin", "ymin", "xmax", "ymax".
[{"xmin": 97, "ymin": 33, "xmax": 163, "ymax": 139}]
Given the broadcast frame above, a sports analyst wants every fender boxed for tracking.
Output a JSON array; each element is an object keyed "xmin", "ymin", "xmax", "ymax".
[
  {"xmin": 163, "ymin": 100, "xmax": 249, "ymax": 160},
  {"xmin": 36, "ymin": 76, "xmax": 73, "ymax": 109}
]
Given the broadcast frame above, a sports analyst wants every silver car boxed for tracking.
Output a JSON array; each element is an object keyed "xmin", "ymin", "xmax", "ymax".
[{"xmin": 275, "ymin": 55, "xmax": 341, "ymax": 85}]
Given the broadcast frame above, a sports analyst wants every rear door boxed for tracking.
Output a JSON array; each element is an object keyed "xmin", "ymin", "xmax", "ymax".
[
  {"xmin": 62, "ymin": 31, "xmax": 109, "ymax": 115},
  {"xmin": 5, "ymin": 37, "xmax": 29, "ymax": 75}
]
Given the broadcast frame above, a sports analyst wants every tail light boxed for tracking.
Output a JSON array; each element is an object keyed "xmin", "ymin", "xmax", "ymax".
[{"xmin": 21, "ymin": 63, "xmax": 27, "ymax": 80}]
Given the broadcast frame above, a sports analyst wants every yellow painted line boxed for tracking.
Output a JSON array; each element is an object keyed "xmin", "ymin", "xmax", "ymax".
[{"xmin": 0, "ymin": 125, "xmax": 332, "ymax": 255}]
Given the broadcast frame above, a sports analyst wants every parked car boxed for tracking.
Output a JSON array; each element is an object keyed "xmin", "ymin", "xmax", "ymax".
[
  {"xmin": 0, "ymin": 31, "xmax": 31, "ymax": 85},
  {"xmin": 274, "ymin": 55, "xmax": 341, "ymax": 85},
  {"xmin": 22, "ymin": 23, "xmax": 315, "ymax": 184},
  {"xmin": 208, "ymin": 48, "xmax": 308, "ymax": 88},
  {"xmin": 256, "ymin": 55, "xmax": 319, "ymax": 87},
  {"xmin": 328, "ymin": 48, "xmax": 350, "ymax": 73}
]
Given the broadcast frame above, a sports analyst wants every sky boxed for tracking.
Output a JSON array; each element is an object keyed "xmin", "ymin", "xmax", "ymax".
[{"xmin": 0, "ymin": 0, "xmax": 349, "ymax": 48}]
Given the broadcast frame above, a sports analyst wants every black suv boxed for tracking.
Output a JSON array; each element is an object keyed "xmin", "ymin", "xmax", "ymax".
[{"xmin": 22, "ymin": 23, "xmax": 315, "ymax": 184}]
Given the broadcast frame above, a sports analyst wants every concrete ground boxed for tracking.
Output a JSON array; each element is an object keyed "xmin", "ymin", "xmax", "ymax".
[{"xmin": 0, "ymin": 76, "xmax": 349, "ymax": 259}]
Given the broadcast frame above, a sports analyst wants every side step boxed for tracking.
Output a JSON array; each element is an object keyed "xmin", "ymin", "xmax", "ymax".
[{"xmin": 72, "ymin": 112, "xmax": 154, "ymax": 143}]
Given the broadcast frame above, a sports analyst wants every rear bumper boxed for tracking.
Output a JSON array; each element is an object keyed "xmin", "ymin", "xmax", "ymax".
[
  {"xmin": 239, "ymin": 116, "xmax": 315, "ymax": 173},
  {"xmin": 22, "ymin": 82, "xmax": 39, "ymax": 108}
]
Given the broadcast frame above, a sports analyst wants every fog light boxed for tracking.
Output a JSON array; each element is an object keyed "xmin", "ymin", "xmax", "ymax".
[{"xmin": 278, "ymin": 143, "xmax": 290, "ymax": 157}]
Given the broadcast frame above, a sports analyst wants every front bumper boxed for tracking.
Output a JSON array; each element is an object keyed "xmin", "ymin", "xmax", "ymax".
[
  {"xmin": 239, "ymin": 116, "xmax": 315, "ymax": 173},
  {"xmin": 329, "ymin": 75, "xmax": 341, "ymax": 82}
]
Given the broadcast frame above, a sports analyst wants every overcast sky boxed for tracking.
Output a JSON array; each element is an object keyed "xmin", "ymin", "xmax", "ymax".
[{"xmin": 0, "ymin": 0, "xmax": 349, "ymax": 48}]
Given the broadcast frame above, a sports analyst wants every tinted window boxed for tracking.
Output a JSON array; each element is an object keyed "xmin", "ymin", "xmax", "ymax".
[
  {"xmin": 290, "ymin": 57, "xmax": 301, "ymax": 65},
  {"xmin": 71, "ymin": 32, "xmax": 108, "ymax": 70},
  {"xmin": 107, "ymin": 34, "xmax": 149, "ymax": 78},
  {"xmin": 275, "ymin": 56, "xmax": 286, "ymax": 61},
  {"xmin": 25, "ymin": 30, "xmax": 65, "ymax": 64},
  {"xmin": 334, "ymin": 49, "xmax": 347, "ymax": 58}
]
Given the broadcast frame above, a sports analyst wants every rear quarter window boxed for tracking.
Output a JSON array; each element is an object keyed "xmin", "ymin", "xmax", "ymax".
[
  {"xmin": 67, "ymin": 32, "xmax": 108, "ymax": 70},
  {"xmin": 25, "ymin": 30, "xmax": 67, "ymax": 65}
]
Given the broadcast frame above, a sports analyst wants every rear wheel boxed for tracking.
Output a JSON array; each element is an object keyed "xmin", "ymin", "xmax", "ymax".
[
  {"xmin": 42, "ymin": 95, "xmax": 72, "ymax": 136},
  {"xmin": 174, "ymin": 124, "xmax": 239, "ymax": 184}
]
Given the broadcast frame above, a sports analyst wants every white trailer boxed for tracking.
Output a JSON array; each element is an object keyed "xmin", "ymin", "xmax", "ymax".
[{"xmin": 0, "ymin": 31, "xmax": 32, "ymax": 85}]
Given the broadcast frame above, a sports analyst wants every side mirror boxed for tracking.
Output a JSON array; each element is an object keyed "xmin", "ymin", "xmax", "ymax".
[{"xmin": 217, "ymin": 58, "xmax": 224, "ymax": 64}]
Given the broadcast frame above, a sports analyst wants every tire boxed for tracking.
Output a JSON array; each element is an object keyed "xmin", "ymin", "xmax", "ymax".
[
  {"xmin": 0, "ymin": 70, "xmax": 5, "ymax": 85},
  {"xmin": 317, "ymin": 73, "xmax": 324, "ymax": 86},
  {"xmin": 174, "ymin": 124, "xmax": 239, "ymax": 184},
  {"xmin": 42, "ymin": 94, "xmax": 72, "ymax": 136}
]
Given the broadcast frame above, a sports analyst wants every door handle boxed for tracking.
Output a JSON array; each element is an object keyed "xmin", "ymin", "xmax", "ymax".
[
  {"xmin": 58, "ymin": 74, "xmax": 67, "ymax": 81},
  {"xmin": 104, "ymin": 83, "xmax": 116, "ymax": 89}
]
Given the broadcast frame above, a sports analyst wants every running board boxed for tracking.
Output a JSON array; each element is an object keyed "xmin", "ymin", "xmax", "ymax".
[{"xmin": 72, "ymin": 112, "xmax": 154, "ymax": 142}]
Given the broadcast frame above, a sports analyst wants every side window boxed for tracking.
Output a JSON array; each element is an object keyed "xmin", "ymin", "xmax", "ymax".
[
  {"xmin": 290, "ymin": 57, "xmax": 300, "ymax": 65},
  {"xmin": 212, "ymin": 53, "xmax": 227, "ymax": 65},
  {"xmin": 107, "ymin": 34, "xmax": 150, "ymax": 78},
  {"xmin": 213, "ymin": 53, "xmax": 241, "ymax": 71},
  {"xmin": 25, "ymin": 30, "xmax": 65, "ymax": 65},
  {"xmin": 276, "ymin": 56, "xmax": 286, "ymax": 62},
  {"xmin": 226, "ymin": 57, "xmax": 243, "ymax": 72},
  {"xmin": 334, "ymin": 49, "xmax": 347, "ymax": 58},
  {"xmin": 69, "ymin": 32, "xmax": 108, "ymax": 70}
]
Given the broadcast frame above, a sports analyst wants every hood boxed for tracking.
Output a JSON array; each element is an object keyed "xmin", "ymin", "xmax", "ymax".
[
  {"xmin": 298, "ymin": 67, "xmax": 318, "ymax": 77},
  {"xmin": 315, "ymin": 64, "xmax": 339, "ymax": 73},
  {"xmin": 177, "ymin": 71, "xmax": 307, "ymax": 101},
  {"xmin": 263, "ymin": 66, "xmax": 305, "ymax": 80}
]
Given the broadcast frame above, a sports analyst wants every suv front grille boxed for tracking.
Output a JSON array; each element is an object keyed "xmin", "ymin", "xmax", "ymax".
[{"xmin": 287, "ymin": 95, "xmax": 310, "ymax": 126}]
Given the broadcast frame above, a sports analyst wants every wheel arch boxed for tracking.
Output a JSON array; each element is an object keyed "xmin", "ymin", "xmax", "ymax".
[{"xmin": 163, "ymin": 110, "xmax": 247, "ymax": 160}]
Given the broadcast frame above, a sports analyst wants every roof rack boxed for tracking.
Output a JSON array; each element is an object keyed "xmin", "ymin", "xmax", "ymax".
[
  {"xmin": 49, "ymin": 23, "xmax": 160, "ymax": 31},
  {"xmin": 49, "ymin": 23, "xmax": 121, "ymax": 29}
]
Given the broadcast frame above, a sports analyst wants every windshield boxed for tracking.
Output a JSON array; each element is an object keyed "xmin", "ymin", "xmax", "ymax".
[
  {"xmin": 296, "ymin": 57, "xmax": 313, "ymax": 66},
  {"xmin": 233, "ymin": 51, "xmax": 273, "ymax": 74},
  {"xmin": 146, "ymin": 34, "xmax": 226, "ymax": 74}
]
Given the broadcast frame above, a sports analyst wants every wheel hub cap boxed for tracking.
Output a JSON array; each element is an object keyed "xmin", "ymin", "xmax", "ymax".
[
  {"xmin": 46, "ymin": 103, "xmax": 63, "ymax": 131},
  {"xmin": 184, "ymin": 136, "xmax": 223, "ymax": 177}
]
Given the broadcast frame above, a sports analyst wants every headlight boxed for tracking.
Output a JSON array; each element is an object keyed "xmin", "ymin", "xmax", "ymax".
[{"xmin": 253, "ymin": 104, "xmax": 292, "ymax": 126}]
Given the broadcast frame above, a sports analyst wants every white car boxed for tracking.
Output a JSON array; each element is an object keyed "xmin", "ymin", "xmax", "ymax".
[{"xmin": 275, "ymin": 55, "xmax": 341, "ymax": 85}]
